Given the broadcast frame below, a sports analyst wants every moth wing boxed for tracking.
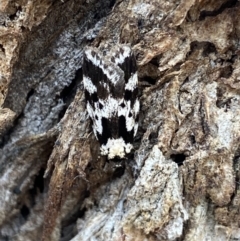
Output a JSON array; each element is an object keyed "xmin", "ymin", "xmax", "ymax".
[
  {"xmin": 107, "ymin": 45, "xmax": 139, "ymax": 139},
  {"xmin": 83, "ymin": 47, "xmax": 125, "ymax": 145}
]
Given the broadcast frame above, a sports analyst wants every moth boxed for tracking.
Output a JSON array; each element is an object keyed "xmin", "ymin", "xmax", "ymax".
[{"xmin": 82, "ymin": 45, "xmax": 139, "ymax": 160}]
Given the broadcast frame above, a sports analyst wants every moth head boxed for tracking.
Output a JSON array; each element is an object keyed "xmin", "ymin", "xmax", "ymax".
[{"xmin": 100, "ymin": 138, "xmax": 133, "ymax": 159}]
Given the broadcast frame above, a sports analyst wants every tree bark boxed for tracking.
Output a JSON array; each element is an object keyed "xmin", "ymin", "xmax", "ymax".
[{"xmin": 0, "ymin": 0, "xmax": 240, "ymax": 241}]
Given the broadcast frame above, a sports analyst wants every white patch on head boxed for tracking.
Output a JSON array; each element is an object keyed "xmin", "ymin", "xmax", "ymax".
[
  {"xmin": 83, "ymin": 76, "xmax": 97, "ymax": 94},
  {"xmin": 100, "ymin": 137, "xmax": 133, "ymax": 159}
]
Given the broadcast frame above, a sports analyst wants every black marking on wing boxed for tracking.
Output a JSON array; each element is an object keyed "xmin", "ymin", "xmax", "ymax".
[
  {"xmin": 83, "ymin": 49, "xmax": 125, "ymax": 100},
  {"xmin": 108, "ymin": 47, "xmax": 138, "ymax": 104},
  {"xmin": 118, "ymin": 116, "xmax": 134, "ymax": 144},
  {"xmin": 97, "ymin": 117, "xmax": 111, "ymax": 145}
]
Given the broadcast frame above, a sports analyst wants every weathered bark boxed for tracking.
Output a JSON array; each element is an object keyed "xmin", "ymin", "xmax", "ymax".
[{"xmin": 0, "ymin": 0, "xmax": 240, "ymax": 241}]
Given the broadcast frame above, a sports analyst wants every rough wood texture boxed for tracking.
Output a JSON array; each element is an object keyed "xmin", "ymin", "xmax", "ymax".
[{"xmin": 0, "ymin": 0, "xmax": 240, "ymax": 240}]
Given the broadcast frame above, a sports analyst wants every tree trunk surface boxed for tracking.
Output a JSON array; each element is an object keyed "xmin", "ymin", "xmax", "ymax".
[{"xmin": 0, "ymin": 0, "xmax": 240, "ymax": 241}]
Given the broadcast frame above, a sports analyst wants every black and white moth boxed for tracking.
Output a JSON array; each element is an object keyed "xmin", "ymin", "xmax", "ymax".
[{"xmin": 82, "ymin": 45, "xmax": 139, "ymax": 159}]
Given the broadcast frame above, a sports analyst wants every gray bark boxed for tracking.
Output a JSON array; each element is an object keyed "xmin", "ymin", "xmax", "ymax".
[{"xmin": 0, "ymin": 0, "xmax": 239, "ymax": 241}]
